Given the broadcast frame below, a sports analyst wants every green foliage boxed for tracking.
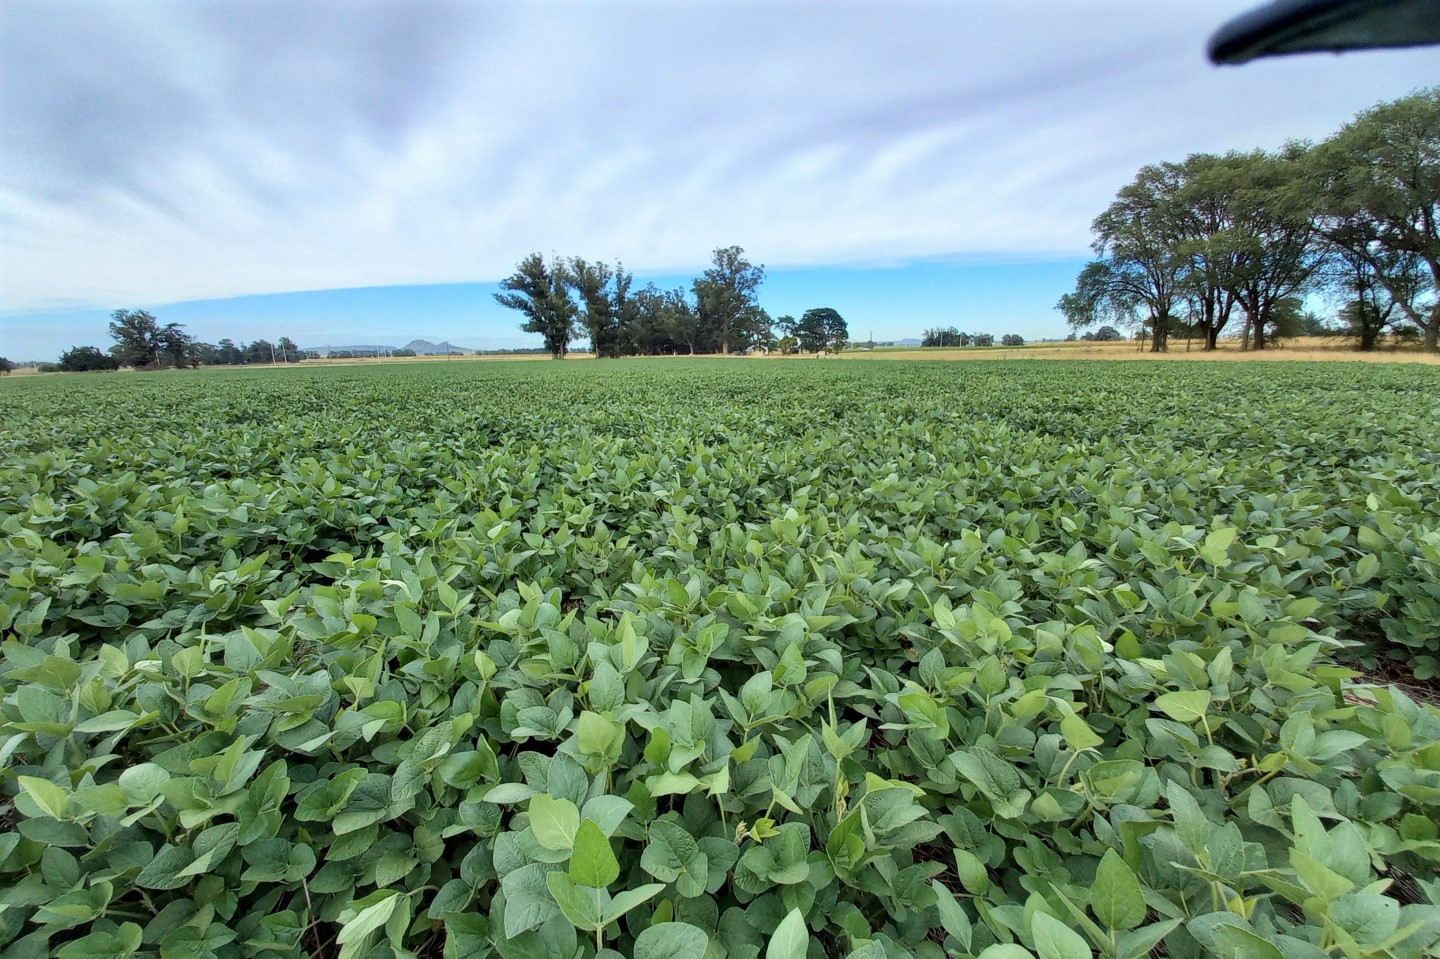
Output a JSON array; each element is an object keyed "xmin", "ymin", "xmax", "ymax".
[
  {"xmin": 56, "ymin": 345, "xmax": 120, "ymax": 372},
  {"xmin": 1063, "ymin": 89, "xmax": 1440, "ymax": 353},
  {"xmin": 495, "ymin": 253, "xmax": 581, "ymax": 359},
  {"xmin": 794, "ymin": 308, "xmax": 848, "ymax": 353},
  {"xmin": 0, "ymin": 358, "xmax": 1438, "ymax": 959},
  {"xmin": 108, "ymin": 309, "xmax": 197, "ymax": 369},
  {"xmin": 693, "ymin": 245, "xmax": 768, "ymax": 355}
]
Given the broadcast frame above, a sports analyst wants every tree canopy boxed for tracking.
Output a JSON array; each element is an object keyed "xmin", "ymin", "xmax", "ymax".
[
  {"xmin": 1060, "ymin": 89, "xmax": 1440, "ymax": 352},
  {"xmin": 493, "ymin": 246, "xmax": 778, "ymax": 357},
  {"xmin": 494, "ymin": 253, "xmax": 580, "ymax": 360},
  {"xmin": 58, "ymin": 345, "xmax": 120, "ymax": 372}
]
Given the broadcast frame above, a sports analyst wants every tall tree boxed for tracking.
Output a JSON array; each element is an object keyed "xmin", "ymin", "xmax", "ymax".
[
  {"xmin": 1060, "ymin": 165, "xmax": 1188, "ymax": 351},
  {"xmin": 494, "ymin": 253, "xmax": 578, "ymax": 359},
  {"xmin": 158, "ymin": 323, "xmax": 197, "ymax": 368},
  {"xmin": 1308, "ymin": 89, "xmax": 1440, "ymax": 352},
  {"xmin": 216, "ymin": 339, "xmax": 244, "ymax": 365},
  {"xmin": 1216, "ymin": 149, "xmax": 1320, "ymax": 351},
  {"xmin": 795, "ymin": 308, "xmax": 847, "ymax": 352},
  {"xmin": 661, "ymin": 288, "xmax": 702, "ymax": 355},
  {"xmin": 626, "ymin": 283, "xmax": 667, "ymax": 356},
  {"xmin": 1173, "ymin": 153, "xmax": 1246, "ymax": 350},
  {"xmin": 190, "ymin": 342, "xmax": 220, "ymax": 366},
  {"xmin": 821, "ymin": 309, "xmax": 848, "ymax": 352},
  {"xmin": 567, "ymin": 258, "xmax": 633, "ymax": 358},
  {"xmin": 108, "ymin": 309, "xmax": 162, "ymax": 367},
  {"xmin": 693, "ymin": 246, "xmax": 766, "ymax": 354},
  {"xmin": 245, "ymin": 339, "xmax": 274, "ymax": 364},
  {"xmin": 107, "ymin": 309, "xmax": 195, "ymax": 368}
]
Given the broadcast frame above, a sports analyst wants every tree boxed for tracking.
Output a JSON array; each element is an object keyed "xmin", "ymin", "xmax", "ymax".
[
  {"xmin": 921, "ymin": 326, "xmax": 967, "ymax": 347},
  {"xmin": 1216, "ymin": 149, "xmax": 1320, "ymax": 351},
  {"xmin": 108, "ymin": 309, "xmax": 193, "ymax": 368},
  {"xmin": 159, "ymin": 323, "xmax": 198, "ymax": 368},
  {"xmin": 216, "ymin": 339, "xmax": 244, "ymax": 365},
  {"xmin": 693, "ymin": 246, "xmax": 767, "ymax": 354},
  {"xmin": 190, "ymin": 342, "xmax": 220, "ymax": 366},
  {"xmin": 819, "ymin": 308, "xmax": 849, "ymax": 352},
  {"xmin": 1058, "ymin": 261, "xmax": 1149, "ymax": 341},
  {"xmin": 660, "ymin": 287, "xmax": 702, "ymax": 355},
  {"xmin": 276, "ymin": 337, "xmax": 301, "ymax": 362},
  {"xmin": 1308, "ymin": 89, "xmax": 1440, "ymax": 352},
  {"xmin": 108, "ymin": 309, "xmax": 161, "ymax": 366},
  {"xmin": 1080, "ymin": 325, "xmax": 1123, "ymax": 342},
  {"xmin": 0, "ymin": 357, "xmax": 14, "ymax": 375},
  {"xmin": 1060, "ymin": 165, "xmax": 1189, "ymax": 351},
  {"xmin": 794, "ymin": 308, "xmax": 846, "ymax": 353},
  {"xmin": 625, "ymin": 283, "xmax": 667, "ymax": 356},
  {"xmin": 494, "ymin": 253, "xmax": 578, "ymax": 359},
  {"xmin": 1001, "ymin": 334, "xmax": 1025, "ymax": 347},
  {"xmin": 1172, "ymin": 153, "xmax": 1247, "ymax": 350},
  {"xmin": 244, "ymin": 339, "xmax": 274, "ymax": 364},
  {"xmin": 567, "ymin": 258, "xmax": 633, "ymax": 358},
  {"xmin": 58, "ymin": 346, "xmax": 119, "ymax": 372}
]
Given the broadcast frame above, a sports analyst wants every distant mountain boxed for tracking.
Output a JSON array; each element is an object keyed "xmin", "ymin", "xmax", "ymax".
[
  {"xmin": 302, "ymin": 340, "xmax": 475, "ymax": 356},
  {"xmin": 896, "ymin": 338, "xmax": 922, "ymax": 346},
  {"xmin": 402, "ymin": 339, "xmax": 468, "ymax": 355}
]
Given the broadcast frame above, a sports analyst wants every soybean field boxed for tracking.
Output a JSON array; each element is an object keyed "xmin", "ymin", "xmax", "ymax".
[{"xmin": 1, "ymin": 359, "xmax": 1438, "ymax": 959}]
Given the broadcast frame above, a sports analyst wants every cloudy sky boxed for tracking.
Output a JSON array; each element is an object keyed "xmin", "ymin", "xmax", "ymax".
[{"xmin": 2, "ymin": 1, "xmax": 1437, "ymax": 358}]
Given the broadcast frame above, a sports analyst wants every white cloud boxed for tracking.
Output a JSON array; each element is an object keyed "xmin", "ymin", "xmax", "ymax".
[{"xmin": 2, "ymin": 0, "xmax": 1436, "ymax": 312}]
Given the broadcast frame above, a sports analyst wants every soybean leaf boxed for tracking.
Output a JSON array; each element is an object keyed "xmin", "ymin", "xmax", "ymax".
[
  {"xmin": 635, "ymin": 922, "xmax": 709, "ymax": 959},
  {"xmin": 1092, "ymin": 850, "xmax": 1145, "ymax": 931},
  {"xmin": 766, "ymin": 908, "xmax": 809, "ymax": 959}
]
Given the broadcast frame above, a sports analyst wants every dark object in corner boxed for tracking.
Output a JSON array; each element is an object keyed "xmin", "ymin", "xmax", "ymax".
[{"xmin": 1208, "ymin": 0, "xmax": 1440, "ymax": 64}]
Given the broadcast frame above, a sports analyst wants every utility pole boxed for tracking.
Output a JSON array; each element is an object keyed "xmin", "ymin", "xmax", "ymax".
[{"xmin": 269, "ymin": 342, "xmax": 277, "ymax": 367}]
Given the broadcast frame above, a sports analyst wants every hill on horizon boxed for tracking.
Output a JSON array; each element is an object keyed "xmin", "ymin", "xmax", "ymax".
[
  {"xmin": 402, "ymin": 339, "xmax": 468, "ymax": 355},
  {"xmin": 301, "ymin": 339, "xmax": 472, "ymax": 356}
]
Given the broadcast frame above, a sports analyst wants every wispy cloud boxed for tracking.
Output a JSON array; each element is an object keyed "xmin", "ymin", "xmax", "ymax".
[{"xmin": 2, "ymin": 1, "xmax": 1435, "ymax": 313}]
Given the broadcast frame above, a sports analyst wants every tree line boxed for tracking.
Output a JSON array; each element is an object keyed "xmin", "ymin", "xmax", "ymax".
[
  {"xmin": 493, "ymin": 245, "xmax": 849, "ymax": 357},
  {"xmin": 919, "ymin": 328, "xmax": 1026, "ymax": 348},
  {"xmin": 48, "ymin": 310, "xmax": 318, "ymax": 371},
  {"xmin": 1059, "ymin": 88, "xmax": 1440, "ymax": 353}
]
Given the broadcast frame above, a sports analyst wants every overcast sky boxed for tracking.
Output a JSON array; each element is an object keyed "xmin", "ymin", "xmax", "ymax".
[{"xmin": 2, "ymin": 1, "xmax": 1437, "ymax": 358}]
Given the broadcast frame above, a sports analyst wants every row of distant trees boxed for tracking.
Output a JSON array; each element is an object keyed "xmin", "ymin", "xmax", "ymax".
[
  {"xmin": 1059, "ymin": 89, "xmax": 1440, "ymax": 353},
  {"xmin": 919, "ymin": 328, "xmax": 1025, "ymax": 348},
  {"xmin": 49, "ymin": 310, "xmax": 317, "ymax": 371},
  {"xmin": 493, "ymin": 245, "xmax": 848, "ymax": 357}
]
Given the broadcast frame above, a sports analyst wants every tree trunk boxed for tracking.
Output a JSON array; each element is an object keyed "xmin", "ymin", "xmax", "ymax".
[
  {"xmin": 1253, "ymin": 320, "xmax": 1267, "ymax": 351},
  {"xmin": 1239, "ymin": 315, "xmax": 1252, "ymax": 351},
  {"xmin": 1426, "ymin": 323, "xmax": 1438, "ymax": 353},
  {"xmin": 1359, "ymin": 318, "xmax": 1378, "ymax": 351},
  {"xmin": 1206, "ymin": 327, "xmax": 1220, "ymax": 351}
]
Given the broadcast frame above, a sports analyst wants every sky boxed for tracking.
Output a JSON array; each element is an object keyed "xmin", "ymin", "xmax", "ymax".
[{"xmin": 2, "ymin": 2, "xmax": 1437, "ymax": 360}]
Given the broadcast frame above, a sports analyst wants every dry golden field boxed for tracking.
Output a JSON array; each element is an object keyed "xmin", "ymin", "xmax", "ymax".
[
  {"xmin": 13, "ymin": 336, "xmax": 1438, "ymax": 374},
  {"xmin": 839, "ymin": 337, "xmax": 1440, "ymax": 364}
]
